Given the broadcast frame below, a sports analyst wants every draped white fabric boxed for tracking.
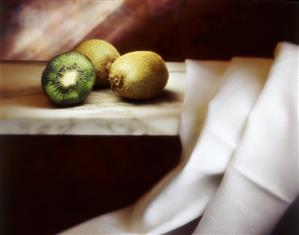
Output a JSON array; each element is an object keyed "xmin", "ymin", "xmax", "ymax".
[
  {"xmin": 60, "ymin": 42, "xmax": 299, "ymax": 235},
  {"xmin": 195, "ymin": 42, "xmax": 299, "ymax": 235}
]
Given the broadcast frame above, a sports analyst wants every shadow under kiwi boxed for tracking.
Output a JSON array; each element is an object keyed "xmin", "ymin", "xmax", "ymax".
[
  {"xmin": 92, "ymin": 84, "xmax": 111, "ymax": 90},
  {"xmin": 49, "ymin": 98, "xmax": 91, "ymax": 109},
  {"xmin": 40, "ymin": 93, "xmax": 91, "ymax": 109},
  {"xmin": 119, "ymin": 89, "xmax": 179, "ymax": 105}
]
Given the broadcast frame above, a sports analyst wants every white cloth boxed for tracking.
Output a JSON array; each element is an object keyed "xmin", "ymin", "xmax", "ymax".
[
  {"xmin": 195, "ymin": 42, "xmax": 299, "ymax": 235},
  {"xmin": 60, "ymin": 42, "xmax": 299, "ymax": 235}
]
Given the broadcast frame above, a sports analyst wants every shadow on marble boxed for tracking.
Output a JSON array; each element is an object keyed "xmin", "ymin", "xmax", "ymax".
[
  {"xmin": 2, "ymin": 94, "xmax": 50, "ymax": 109},
  {"xmin": 118, "ymin": 89, "xmax": 179, "ymax": 106},
  {"xmin": 0, "ymin": 87, "xmax": 43, "ymax": 99}
]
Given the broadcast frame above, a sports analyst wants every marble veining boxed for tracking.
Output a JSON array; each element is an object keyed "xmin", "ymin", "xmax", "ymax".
[{"xmin": 1, "ymin": 62, "xmax": 186, "ymax": 135}]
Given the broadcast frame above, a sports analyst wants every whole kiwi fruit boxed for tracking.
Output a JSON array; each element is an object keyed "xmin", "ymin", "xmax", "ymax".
[
  {"xmin": 41, "ymin": 51, "xmax": 96, "ymax": 105},
  {"xmin": 75, "ymin": 39, "xmax": 120, "ymax": 86},
  {"xmin": 109, "ymin": 51, "xmax": 168, "ymax": 99}
]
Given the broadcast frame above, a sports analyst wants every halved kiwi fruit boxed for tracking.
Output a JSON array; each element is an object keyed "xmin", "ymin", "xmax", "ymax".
[
  {"xmin": 109, "ymin": 51, "xmax": 169, "ymax": 99},
  {"xmin": 42, "ymin": 51, "xmax": 96, "ymax": 105}
]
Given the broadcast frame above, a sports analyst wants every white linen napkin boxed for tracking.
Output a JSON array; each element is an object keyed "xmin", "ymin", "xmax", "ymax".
[
  {"xmin": 194, "ymin": 42, "xmax": 299, "ymax": 235},
  {"xmin": 60, "ymin": 42, "xmax": 298, "ymax": 235}
]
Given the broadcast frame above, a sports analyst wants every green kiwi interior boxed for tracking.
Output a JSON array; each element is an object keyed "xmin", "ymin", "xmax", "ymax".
[{"xmin": 42, "ymin": 52, "xmax": 96, "ymax": 105}]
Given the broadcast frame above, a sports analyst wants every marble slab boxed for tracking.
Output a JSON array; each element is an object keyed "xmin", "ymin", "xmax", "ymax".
[{"xmin": 0, "ymin": 62, "xmax": 186, "ymax": 135}]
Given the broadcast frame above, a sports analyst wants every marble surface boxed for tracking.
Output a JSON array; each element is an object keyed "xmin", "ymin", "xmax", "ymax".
[{"xmin": 0, "ymin": 62, "xmax": 186, "ymax": 135}]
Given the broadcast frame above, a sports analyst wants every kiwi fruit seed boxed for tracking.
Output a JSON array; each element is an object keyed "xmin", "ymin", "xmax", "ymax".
[
  {"xmin": 75, "ymin": 39, "xmax": 120, "ymax": 86},
  {"xmin": 109, "ymin": 51, "xmax": 168, "ymax": 100},
  {"xmin": 41, "ymin": 51, "xmax": 96, "ymax": 106}
]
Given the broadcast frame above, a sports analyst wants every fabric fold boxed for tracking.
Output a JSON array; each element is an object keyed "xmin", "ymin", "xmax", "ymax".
[{"xmin": 195, "ymin": 42, "xmax": 299, "ymax": 235}]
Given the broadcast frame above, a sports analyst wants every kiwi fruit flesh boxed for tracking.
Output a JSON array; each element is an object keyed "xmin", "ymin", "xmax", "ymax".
[
  {"xmin": 42, "ymin": 51, "xmax": 96, "ymax": 105},
  {"xmin": 109, "ymin": 51, "xmax": 168, "ymax": 99},
  {"xmin": 75, "ymin": 39, "xmax": 120, "ymax": 86}
]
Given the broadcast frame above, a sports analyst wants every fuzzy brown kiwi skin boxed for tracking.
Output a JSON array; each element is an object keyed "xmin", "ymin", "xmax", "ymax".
[
  {"xmin": 74, "ymin": 39, "xmax": 120, "ymax": 87},
  {"xmin": 109, "ymin": 51, "xmax": 169, "ymax": 100}
]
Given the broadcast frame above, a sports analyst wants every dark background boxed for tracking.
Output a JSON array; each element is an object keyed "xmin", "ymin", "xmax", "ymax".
[
  {"xmin": 1, "ymin": 0, "xmax": 299, "ymax": 61},
  {"xmin": 1, "ymin": 0, "xmax": 298, "ymax": 235}
]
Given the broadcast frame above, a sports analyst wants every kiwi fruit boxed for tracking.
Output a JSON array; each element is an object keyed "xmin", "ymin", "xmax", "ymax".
[
  {"xmin": 41, "ymin": 51, "xmax": 96, "ymax": 106},
  {"xmin": 109, "ymin": 51, "xmax": 168, "ymax": 99},
  {"xmin": 75, "ymin": 39, "xmax": 120, "ymax": 86}
]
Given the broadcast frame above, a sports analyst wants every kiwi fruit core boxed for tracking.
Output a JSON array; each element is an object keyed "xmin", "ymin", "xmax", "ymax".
[
  {"xmin": 42, "ymin": 52, "xmax": 96, "ymax": 105},
  {"xmin": 60, "ymin": 70, "xmax": 79, "ymax": 87}
]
